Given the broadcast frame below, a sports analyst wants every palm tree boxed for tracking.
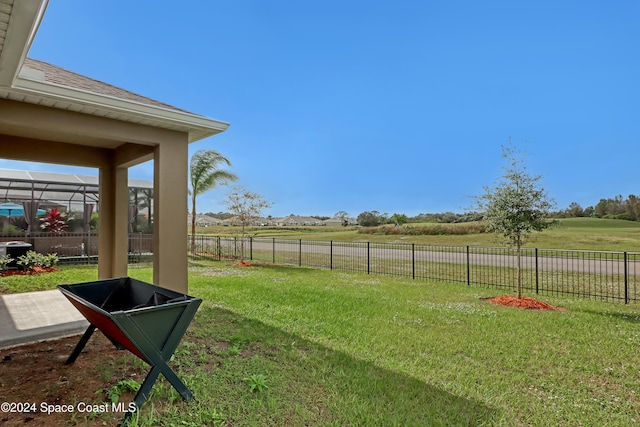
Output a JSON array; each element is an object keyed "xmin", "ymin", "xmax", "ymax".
[{"xmin": 190, "ymin": 149, "xmax": 238, "ymax": 254}]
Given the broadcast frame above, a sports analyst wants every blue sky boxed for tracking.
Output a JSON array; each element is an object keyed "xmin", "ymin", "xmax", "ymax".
[{"xmin": 5, "ymin": 0, "xmax": 639, "ymax": 218}]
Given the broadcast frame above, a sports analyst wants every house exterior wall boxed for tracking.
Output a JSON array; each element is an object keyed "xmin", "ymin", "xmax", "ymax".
[
  {"xmin": 97, "ymin": 164, "xmax": 129, "ymax": 279},
  {"xmin": 153, "ymin": 139, "xmax": 189, "ymax": 294},
  {"xmin": 0, "ymin": 100, "xmax": 191, "ymax": 293}
]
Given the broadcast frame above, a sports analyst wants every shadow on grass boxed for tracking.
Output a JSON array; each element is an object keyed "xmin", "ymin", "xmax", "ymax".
[
  {"xmin": 175, "ymin": 304, "xmax": 502, "ymax": 426},
  {"xmin": 574, "ymin": 307, "xmax": 640, "ymax": 323}
]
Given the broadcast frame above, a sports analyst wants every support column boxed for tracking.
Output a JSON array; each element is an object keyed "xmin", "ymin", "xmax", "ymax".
[
  {"xmin": 153, "ymin": 140, "xmax": 189, "ymax": 293},
  {"xmin": 98, "ymin": 164, "xmax": 129, "ymax": 279}
]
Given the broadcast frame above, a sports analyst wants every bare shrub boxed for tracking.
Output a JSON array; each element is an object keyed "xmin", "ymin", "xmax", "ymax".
[{"xmin": 359, "ymin": 223, "xmax": 487, "ymax": 236}]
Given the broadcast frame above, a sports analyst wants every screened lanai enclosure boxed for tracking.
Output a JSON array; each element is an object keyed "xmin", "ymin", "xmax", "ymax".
[{"xmin": 0, "ymin": 168, "xmax": 154, "ymax": 261}]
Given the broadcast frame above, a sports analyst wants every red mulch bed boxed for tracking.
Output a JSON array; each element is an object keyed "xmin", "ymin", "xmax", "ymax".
[
  {"xmin": 232, "ymin": 261, "xmax": 253, "ymax": 267},
  {"xmin": 486, "ymin": 295, "xmax": 563, "ymax": 311},
  {"xmin": 1, "ymin": 267, "xmax": 59, "ymax": 277}
]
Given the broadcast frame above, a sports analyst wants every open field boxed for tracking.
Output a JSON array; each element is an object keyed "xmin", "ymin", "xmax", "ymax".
[
  {"xmin": 3, "ymin": 260, "xmax": 640, "ymax": 425},
  {"xmin": 191, "ymin": 217, "xmax": 640, "ymax": 252}
]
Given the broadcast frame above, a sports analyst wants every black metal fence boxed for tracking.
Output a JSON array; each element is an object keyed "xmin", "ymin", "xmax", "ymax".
[
  {"xmin": 190, "ymin": 235, "xmax": 640, "ymax": 304},
  {"xmin": 3, "ymin": 232, "xmax": 638, "ymax": 304}
]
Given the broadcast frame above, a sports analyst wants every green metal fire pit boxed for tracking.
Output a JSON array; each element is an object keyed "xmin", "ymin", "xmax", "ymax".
[{"xmin": 58, "ymin": 277, "xmax": 202, "ymax": 416}]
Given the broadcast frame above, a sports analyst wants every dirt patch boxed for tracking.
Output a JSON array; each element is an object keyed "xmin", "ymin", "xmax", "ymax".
[
  {"xmin": 485, "ymin": 295, "xmax": 563, "ymax": 311},
  {"xmin": 0, "ymin": 332, "xmax": 147, "ymax": 426}
]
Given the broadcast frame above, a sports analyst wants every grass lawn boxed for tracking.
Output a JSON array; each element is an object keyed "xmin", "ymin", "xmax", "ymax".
[
  {"xmin": 3, "ymin": 260, "xmax": 640, "ymax": 425},
  {"xmin": 88, "ymin": 262, "xmax": 640, "ymax": 424},
  {"xmin": 0, "ymin": 264, "xmax": 98, "ymax": 294},
  {"xmin": 191, "ymin": 217, "xmax": 640, "ymax": 252}
]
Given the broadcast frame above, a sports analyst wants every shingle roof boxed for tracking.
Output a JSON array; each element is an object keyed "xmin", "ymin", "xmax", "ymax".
[
  {"xmin": 22, "ymin": 57, "xmax": 195, "ymax": 115},
  {"xmin": 0, "ymin": 1, "xmax": 12, "ymax": 53}
]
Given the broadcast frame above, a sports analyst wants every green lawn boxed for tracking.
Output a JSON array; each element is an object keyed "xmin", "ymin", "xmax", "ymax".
[
  {"xmin": 4, "ymin": 260, "xmax": 640, "ymax": 425},
  {"xmin": 192, "ymin": 217, "xmax": 640, "ymax": 252},
  {"xmin": 47, "ymin": 260, "xmax": 638, "ymax": 426},
  {"xmin": 0, "ymin": 264, "xmax": 98, "ymax": 294}
]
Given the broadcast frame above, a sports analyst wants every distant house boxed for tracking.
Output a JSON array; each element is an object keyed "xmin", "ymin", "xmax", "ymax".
[
  {"xmin": 245, "ymin": 217, "xmax": 270, "ymax": 226},
  {"xmin": 275, "ymin": 215, "xmax": 324, "ymax": 226},
  {"xmin": 274, "ymin": 216, "xmax": 295, "ymax": 226},
  {"xmin": 187, "ymin": 214, "xmax": 223, "ymax": 227},
  {"xmin": 323, "ymin": 217, "xmax": 358, "ymax": 226},
  {"xmin": 224, "ymin": 216, "xmax": 269, "ymax": 227},
  {"xmin": 263, "ymin": 217, "xmax": 277, "ymax": 226},
  {"xmin": 323, "ymin": 217, "xmax": 343, "ymax": 226}
]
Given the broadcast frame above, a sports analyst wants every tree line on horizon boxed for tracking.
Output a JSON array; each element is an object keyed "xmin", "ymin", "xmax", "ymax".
[
  {"xmin": 353, "ymin": 195, "xmax": 640, "ymax": 226},
  {"xmin": 199, "ymin": 194, "xmax": 640, "ymax": 227},
  {"xmin": 554, "ymin": 195, "xmax": 640, "ymax": 221}
]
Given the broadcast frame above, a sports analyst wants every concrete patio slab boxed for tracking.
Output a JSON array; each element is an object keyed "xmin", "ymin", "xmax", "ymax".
[{"xmin": 0, "ymin": 290, "xmax": 88, "ymax": 349}]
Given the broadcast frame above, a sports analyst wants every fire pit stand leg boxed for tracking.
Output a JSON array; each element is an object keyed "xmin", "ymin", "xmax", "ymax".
[
  {"xmin": 130, "ymin": 363, "xmax": 194, "ymax": 410},
  {"xmin": 133, "ymin": 365, "xmax": 161, "ymax": 409},
  {"xmin": 65, "ymin": 324, "xmax": 97, "ymax": 365},
  {"xmin": 117, "ymin": 305, "xmax": 198, "ymax": 419}
]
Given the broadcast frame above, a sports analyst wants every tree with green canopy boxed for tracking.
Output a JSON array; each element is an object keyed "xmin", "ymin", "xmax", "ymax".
[{"xmin": 476, "ymin": 140, "xmax": 556, "ymax": 298}]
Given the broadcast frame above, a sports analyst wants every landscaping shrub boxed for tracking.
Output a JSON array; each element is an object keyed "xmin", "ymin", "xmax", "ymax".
[
  {"xmin": 16, "ymin": 251, "xmax": 58, "ymax": 272},
  {"xmin": 0, "ymin": 224, "xmax": 25, "ymax": 235},
  {"xmin": 0, "ymin": 254, "xmax": 13, "ymax": 272},
  {"xmin": 40, "ymin": 208, "xmax": 68, "ymax": 233}
]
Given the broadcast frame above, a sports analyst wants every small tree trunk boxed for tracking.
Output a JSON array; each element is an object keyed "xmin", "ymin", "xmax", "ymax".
[
  {"xmin": 240, "ymin": 222, "xmax": 246, "ymax": 261},
  {"xmin": 516, "ymin": 237, "xmax": 522, "ymax": 299}
]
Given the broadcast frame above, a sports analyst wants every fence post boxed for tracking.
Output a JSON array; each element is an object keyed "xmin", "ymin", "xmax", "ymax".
[
  {"xmin": 624, "ymin": 251, "xmax": 629, "ymax": 304},
  {"xmin": 535, "ymin": 248, "xmax": 539, "ymax": 294},
  {"xmin": 272, "ymin": 238, "xmax": 275, "ymax": 264},
  {"xmin": 299, "ymin": 239, "xmax": 302, "ymax": 266},
  {"xmin": 330, "ymin": 241, "xmax": 333, "ymax": 270},
  {"xmin": 412, "ymin": 243, "xmax": 415, "ymax": 280},
  {"xmin": 466, "ymin": 246, "xmax": 470, "ymax": 286},
  {"xmin": 367, "ymin": 242, "xmax": 370, "ymax": 274}
]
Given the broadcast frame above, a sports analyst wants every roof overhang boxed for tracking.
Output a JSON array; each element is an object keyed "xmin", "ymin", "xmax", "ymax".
[
  {"xmin": 0, "ymin": 0, "xmax": 47, "ymax": 86},
  {"xmin": 4, "ymin": 73, "xmax": 230, "ymax": 142},
  {"xmin": 0, "ymin": 0, "xmax": 229, "ymax": 144}
]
